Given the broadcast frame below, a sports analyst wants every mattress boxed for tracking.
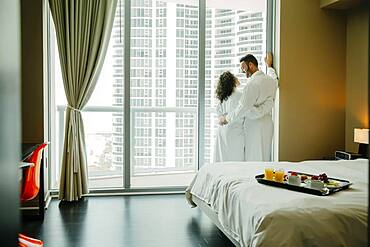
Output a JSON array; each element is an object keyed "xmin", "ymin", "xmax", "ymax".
[{"xmin": 186, "ymin": 159, "xmax": 368, "ymax": 247}]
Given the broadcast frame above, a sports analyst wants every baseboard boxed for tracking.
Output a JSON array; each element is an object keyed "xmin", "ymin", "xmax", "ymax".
[{"xmin": 48, "ymin": 189, "xmax": 185, "ymax": 199}]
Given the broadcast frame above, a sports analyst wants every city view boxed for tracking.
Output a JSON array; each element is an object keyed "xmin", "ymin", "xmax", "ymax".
[{"xmin": 52, "ymin": 0, "xmax": 266, "ymax": 189}]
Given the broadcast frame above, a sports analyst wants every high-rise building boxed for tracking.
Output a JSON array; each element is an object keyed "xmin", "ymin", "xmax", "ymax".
[{"xmin": 112, "ymin": 0, "xmax": 124, "ymax": 171}]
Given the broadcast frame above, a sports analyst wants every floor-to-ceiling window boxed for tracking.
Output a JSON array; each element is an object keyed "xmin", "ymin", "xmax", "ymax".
[
  {"xmin": 48, "ymin": 0, "xmax": 273, "ymax": 191},
  {"xmin": 50, "ymin": 1, "xmax": 125, "ymax": 189}
]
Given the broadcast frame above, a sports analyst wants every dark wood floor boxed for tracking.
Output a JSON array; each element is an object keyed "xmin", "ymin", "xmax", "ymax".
[{"xmin": 21, "ymin": 194, "xmax": 235, "ymax": 247}]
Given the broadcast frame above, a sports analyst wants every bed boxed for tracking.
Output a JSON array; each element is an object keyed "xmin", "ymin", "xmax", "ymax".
[{"xmin": 185, "ymin": 159, "xmax": 368, "ymax": 247}]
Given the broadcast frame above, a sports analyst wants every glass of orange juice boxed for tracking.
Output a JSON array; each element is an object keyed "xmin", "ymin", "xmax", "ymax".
[
  {"xmin": 274, "ymin": 169, "xmax": 285, "ymax": 182},
  {"xmin": 264, "ymin": 168, "xmax": 274, "ymax": 180}
]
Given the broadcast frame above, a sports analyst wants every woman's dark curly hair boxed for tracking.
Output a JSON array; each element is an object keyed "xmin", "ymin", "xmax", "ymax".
[{"xmin": 215, "ymin": 71, "xmax": 238, "ymax": 103}]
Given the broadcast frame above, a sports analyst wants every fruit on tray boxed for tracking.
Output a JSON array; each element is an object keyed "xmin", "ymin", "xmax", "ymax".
[
  {"xmin": 290, "ymin": 171, "xmax": 298, "ymax": 176},
  {"xmin": 287, "ymin": 173, "xmax": 330, "ymax": 183},
  {"xmin": 318, "ymin": 173, "xmax": 329, "ymax": 183},
  {"xmin": 326, "ymin": 180, "xmax": 340, "ymax": 188},
  {"xmin": 300, "ymin": 175, "xmax": 308, "ymax": 182},
  {"xmin": 311, "ymin": 175, "xmax": 319, "ymax": 180}
]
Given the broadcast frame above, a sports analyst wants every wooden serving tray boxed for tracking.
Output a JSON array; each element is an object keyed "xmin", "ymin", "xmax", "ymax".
[{"xmin": 255, "ymin": 171, "xmax": 352, "ymax": 196}]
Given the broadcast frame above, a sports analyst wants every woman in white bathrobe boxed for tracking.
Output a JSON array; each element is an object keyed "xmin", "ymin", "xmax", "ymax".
[{"xmin": 213, "ymin": 71, "xmax": 245, "ymax": 162}]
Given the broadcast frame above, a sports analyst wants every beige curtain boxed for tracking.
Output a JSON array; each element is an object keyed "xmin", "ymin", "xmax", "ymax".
[{"xmin": 49, "ymin": 0, "xmax": 117, "ymax": 201}]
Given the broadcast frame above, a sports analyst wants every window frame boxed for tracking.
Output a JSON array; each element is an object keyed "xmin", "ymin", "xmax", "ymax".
[{"xmin": 46, "ymin": 0, "xmax": 276, "ymax": 194}]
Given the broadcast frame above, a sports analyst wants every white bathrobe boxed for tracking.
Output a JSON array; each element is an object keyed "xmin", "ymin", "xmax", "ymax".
[
  {"xmin": 213, "ymin": 90, "xmax": 245, "ymax": 162},
  {"xmin": 226, "ymin": 68, "xmax": 278, "ymax": 161}
]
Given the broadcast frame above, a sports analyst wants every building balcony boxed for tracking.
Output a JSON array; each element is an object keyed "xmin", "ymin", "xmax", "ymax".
[{"xmin": 55, "ymin": 105, "xmax": 217, "ymax": 188}]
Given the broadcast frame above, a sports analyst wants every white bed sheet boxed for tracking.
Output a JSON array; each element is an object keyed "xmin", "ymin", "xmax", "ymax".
[{"xmin": 186, "ymin": 159, "xmax": 368, "ymax": 247}]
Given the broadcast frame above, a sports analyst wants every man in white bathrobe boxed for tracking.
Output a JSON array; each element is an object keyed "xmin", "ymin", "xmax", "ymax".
[{"xmin": 219, "ymin": 53, "xmax": 278, "ymax": 161}]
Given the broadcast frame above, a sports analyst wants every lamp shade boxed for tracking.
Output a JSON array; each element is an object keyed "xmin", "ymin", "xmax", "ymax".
[{"xmin": 354, "ymin": 128, "xmax": 369, "ymax": 144}]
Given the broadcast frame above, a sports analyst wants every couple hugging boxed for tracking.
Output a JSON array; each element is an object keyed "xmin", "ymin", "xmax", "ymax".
[{"xmin": 214, "ymin": 53, "xmax": 278, "ymax": 163}]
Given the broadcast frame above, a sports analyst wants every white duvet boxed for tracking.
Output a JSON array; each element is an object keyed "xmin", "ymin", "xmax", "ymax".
[{"xmin": 186, "ymin": 159, "xmax": 368, "ymax": 247}]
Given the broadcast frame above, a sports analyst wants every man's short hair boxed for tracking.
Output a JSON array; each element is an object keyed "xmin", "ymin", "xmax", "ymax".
[{"xmin": 240, "ymin": 54, "xmax": 258, "ymax": 67}]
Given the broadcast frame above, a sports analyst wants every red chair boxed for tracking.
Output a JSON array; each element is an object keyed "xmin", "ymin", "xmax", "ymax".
[
  {"xmin": 18, "ymin": 233, "xmax": 44, "ymax": 247},
  {"xmin": 20, "ymin": 143, "xmax": 47, "ymax": 202}
]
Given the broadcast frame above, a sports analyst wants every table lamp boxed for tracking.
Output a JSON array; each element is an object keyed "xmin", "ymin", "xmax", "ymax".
[{"xmin": 354, "ymin": 128, "xmax": 369, "ymax": 158}]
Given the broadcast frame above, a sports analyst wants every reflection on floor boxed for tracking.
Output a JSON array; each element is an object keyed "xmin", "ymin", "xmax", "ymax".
[{"xmin": 21, "ymin": 194, "xmax": 235, "ymax": 247}]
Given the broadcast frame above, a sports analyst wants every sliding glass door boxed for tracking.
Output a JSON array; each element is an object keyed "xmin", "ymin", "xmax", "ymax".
[
  {"xmin": 130, "ymin": 0, "xmax": 199, "ymax": 187},
  {"xmin": 204, "ymin": 1, "xmax": 268, "ymax": 164},
  {"xmin": 48, "ymin": 0, "xmax": 273, "ymax": 191}
]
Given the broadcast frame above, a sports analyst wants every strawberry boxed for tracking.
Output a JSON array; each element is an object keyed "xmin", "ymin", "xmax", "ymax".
[
  {"xmin": 300, "ymin": 175, "xmax": 307, "ymax": 181},
  {"xmin": 311, "ymin": 175, "xmax": 319, "ymax": 180}
]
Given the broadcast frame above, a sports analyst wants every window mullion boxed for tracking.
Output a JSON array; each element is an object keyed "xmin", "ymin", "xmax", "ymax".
[
  {"xmin": 197, "ymin": 0, "xmax": 206, "ymax": 169},
  {"xmin": 124, "ymin": 0, "xmax": 131, "ymax": 189}
]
